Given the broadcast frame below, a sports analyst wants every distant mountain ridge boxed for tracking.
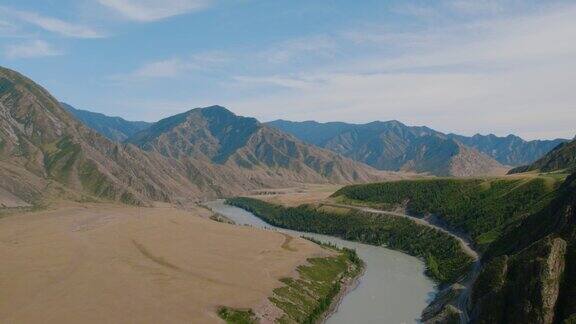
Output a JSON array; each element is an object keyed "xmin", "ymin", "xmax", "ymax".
[
  {"xmin": 62, "ymin": 103, "xmax": 150, "ymax": 141},
  {"xmin": 64, "ymin": 107, "xmax": 565, "ymax": 178},
  {"xmin": 268, "ymin": 120, "xmax": 509, "ymax": 177},
  {"xmin": 268, "ymin": 120, "xmax": 567, "ymax": 177},
  {"xmin": 448, "ymin": 133, "xmax": 566, "ymax": 166}
]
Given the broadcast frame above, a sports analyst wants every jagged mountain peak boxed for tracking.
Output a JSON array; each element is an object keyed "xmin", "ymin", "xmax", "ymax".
[
  {"xmin": 126, "ymin": 105, "xmax": 388, "ymax": 183},
  {"xmin": 127, "ymin": 105, "xmax": 261, "ymax": 163}
]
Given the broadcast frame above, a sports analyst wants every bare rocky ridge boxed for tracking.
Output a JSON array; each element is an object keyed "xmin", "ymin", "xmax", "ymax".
[
  {"xmin": 127, "ymin": 105, "xmax": 390, "ymax": 185},
  {"xmin": 0, "ymin": 66, "xmax": 390, "ymax": 206}
]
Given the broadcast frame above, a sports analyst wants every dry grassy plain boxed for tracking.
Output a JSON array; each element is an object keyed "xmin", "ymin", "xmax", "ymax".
[
  {"xmin": 0, "ymin": 202, "xmax": 327, "ymax": 323},
  {"xmin": 249, "ymin": 184, "xmax": 343, "ymax": 207}
]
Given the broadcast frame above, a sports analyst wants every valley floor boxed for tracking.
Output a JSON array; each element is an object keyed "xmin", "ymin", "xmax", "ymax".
[{"xmin": 0, "ymin": 202, "xmax": 328, "ymax": 323}]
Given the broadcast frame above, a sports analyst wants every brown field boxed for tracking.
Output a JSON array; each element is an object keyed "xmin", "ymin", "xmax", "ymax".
[
  {"xmin": 250, "ymin": 184, "xmax": 343, "ymax": 207},
  {"xmin": 0, "ymin": 202, "xmax": 327, "ymax": 323}
]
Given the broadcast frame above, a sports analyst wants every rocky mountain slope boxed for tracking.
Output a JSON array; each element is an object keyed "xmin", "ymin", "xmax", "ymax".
[
  {"xmin": 0, "ymin": 67, "xmax": 223, "ymax": 206},
  {"xmin": 0, "ymin": 66, "xmax": 390, "ymax": 206},
  {"xmin": 509, "ymin": 138, "xmax": 576, "ymax": 174},
  {"xmin": 268, "ymin": 120, "xmax": 508, "ymax": 177},
  {"xmin": 61, "ymin": 103, "xmax": 150, "ymax": 141},
  {"xmin": 470, "ymin": 171, "xmax": 576, "ymax": 323},
  {"xmin": 127, "ymin": 106, "xmax": 389, "ymax": 185}
]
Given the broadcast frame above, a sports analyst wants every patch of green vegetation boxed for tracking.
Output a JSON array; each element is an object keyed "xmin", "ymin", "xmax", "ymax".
[
  {"xmin": 217, "ymin": 307, "xmax": 258, "ymax": 324},
  {"xmin": 332, "ymin": 178, "xmax": 558, "ymax": 249},
  {"xmin": 77, "ymin": 160, "xmax": 115, "ymax": 199},
  {"xmin": 227, "ymin": 197, "xmax": 471, "ymax": 284},
  {"xmin": 216, "ymin": 245, "xmax": 362, "ymax": 324},
  {"xmin": 271, "ymin": 247, "xmax": 363, "ymax": 324},
  {"xmin": 43, "ymin": 136, "xmax": 82, "ymax": 183}
]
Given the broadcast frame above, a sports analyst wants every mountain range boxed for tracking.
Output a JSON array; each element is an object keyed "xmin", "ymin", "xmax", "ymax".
[
  {"xmin": 66, "ymin": 106, "xmax": 567, "ymax": 178},
  {"xmin": 267, "ymin": 120, "xmax": 566, "ymax": 177},
  {"xmin": 0, "ymin": 66, "xmax": 389, "ymax": 207}
]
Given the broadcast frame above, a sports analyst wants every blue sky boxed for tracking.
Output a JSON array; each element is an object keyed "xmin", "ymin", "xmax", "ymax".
[{"xmin": 0, "ymin": 0, "xmax": 575, "ymax": 140}]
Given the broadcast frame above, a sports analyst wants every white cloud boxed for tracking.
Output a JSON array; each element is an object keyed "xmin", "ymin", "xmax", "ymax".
[
  {"xmin": 1, "ymin": 7, "xmax": 105, "ymax": 38},
  {"xmin": 4, "ymin": 40, "xmax": 62, "ymax": 59},
  {"xmin": 132, "ymin": 59, "xmax": 184, "ymax": 78},
  {"xmin": 97, "ymin": 0, "xmax": 213, "ymax": 22},
  {"xmin": 0, "ymin": 19, "xmax": 21, "ymax": 37},
  {"xmin": 229, "ymin": 4, "xmax": 576, "ymax": 140}
]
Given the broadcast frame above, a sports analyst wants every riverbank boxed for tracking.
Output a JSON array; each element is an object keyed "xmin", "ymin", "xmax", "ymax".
[
  {"xmin": 322, "ymin": 256, "xmax": 366, "ymax": 323},
  {"xmin": 217, "ymin": 241, "xmax": 365, "ymax": 324},
  {"xmin": 206, "ymin": 199, "xmax": 435, "ymax": 323}
]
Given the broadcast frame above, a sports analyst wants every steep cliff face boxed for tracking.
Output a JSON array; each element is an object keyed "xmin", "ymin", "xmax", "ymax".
[
  {"xmin": 471, "ymin": 172, "xmax": 576, "ymax": 323},
  {"xmin": 473, "ymin": 237, "xmax": 566, "ymax": 323}
]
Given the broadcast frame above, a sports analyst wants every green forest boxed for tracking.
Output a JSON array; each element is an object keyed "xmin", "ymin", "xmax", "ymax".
[
  {"xmin": 226, "ymin": 197, "xmax": 473, "ymax": 284},
  {"xmin": 332, "ymin": 177, "xmax": 559, "ymax": 248}
]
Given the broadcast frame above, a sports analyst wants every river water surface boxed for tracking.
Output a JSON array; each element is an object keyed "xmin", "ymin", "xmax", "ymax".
[{"xmin": 205, "ymin": 200, "xmax": 436, "ymax": 324}]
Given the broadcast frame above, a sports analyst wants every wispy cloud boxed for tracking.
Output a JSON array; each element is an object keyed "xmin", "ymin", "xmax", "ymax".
[
  {"xmin": 114, "ymin": 51, "xmax": 231, "ymax": 80},
  {"xmin": 97, "ymin": 0, "xmax": 214, "ymax": 22},
  {"xmin": 0, "ymin": 19, "xmax": 20, "ymax": 37},
  {"xmin": 4, "ymin": 40, "xmax": 62, "ymax": 59},
  {"xmin": 391, "ymin": 3, "xmax": 438, "ymax": 18},
  {"xmin": 445, "ymin": 0, "xmax": 505, "ymax": 15},
  {"xmin": 0, "ymin": 19, "xmax": 13, "ymax": 30},
  {"xmin": 260, "ymin": 36, "xmax": 337, "ymax": 63},
  {"xmin": 1, "ymin": 7, "xmax": 105, "ymax": 38}
]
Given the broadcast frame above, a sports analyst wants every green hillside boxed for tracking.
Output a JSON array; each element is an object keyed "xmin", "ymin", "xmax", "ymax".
[{"xmin": 332, "ymin": 177, "xmax": 560, "ymax": 248}]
